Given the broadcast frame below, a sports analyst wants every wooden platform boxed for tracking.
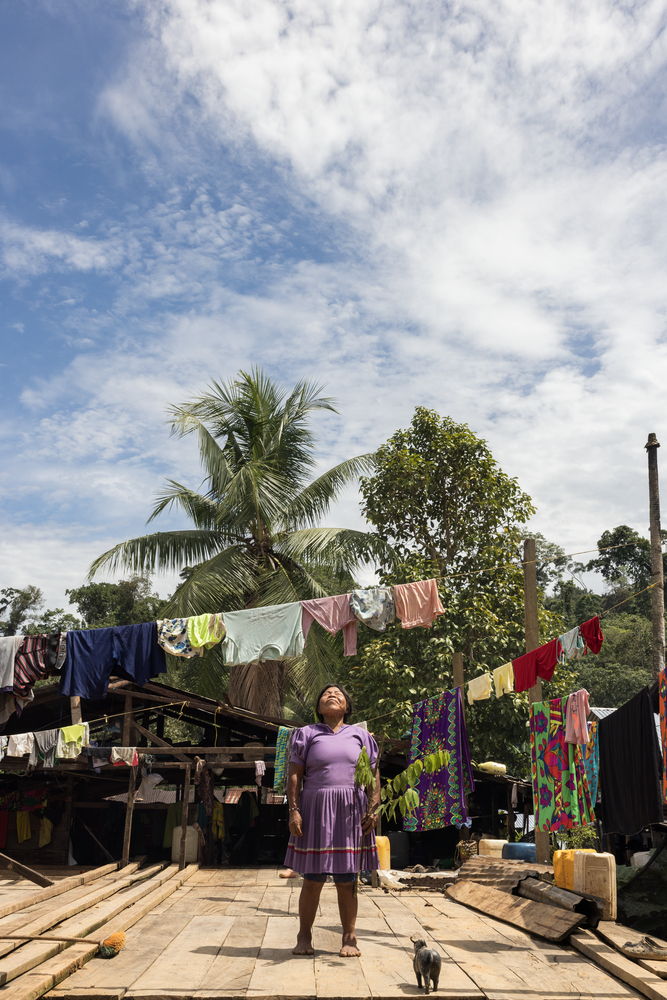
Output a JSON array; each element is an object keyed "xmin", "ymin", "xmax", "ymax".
[{"xmin": 41, "ymin": 868, "xmax": 643, "ymax": 1000}]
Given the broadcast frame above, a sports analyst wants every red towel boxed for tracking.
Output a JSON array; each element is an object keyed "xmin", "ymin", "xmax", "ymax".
[
  {"xmin": 512, "ymin": 637, "xmax": 562, "ymax": 693},
  {"xmin": 579, "ymin": 616, "xmax": 604, "ymax": 654}
]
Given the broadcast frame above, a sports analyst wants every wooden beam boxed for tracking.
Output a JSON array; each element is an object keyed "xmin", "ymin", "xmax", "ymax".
[
  {"xmin": 0, "ymin": 864, "xmax": 118, "ymax": 923},
  {"xmin": 0, "ymin": 854, "xmax": 52, "ymax": 888},
  {"xmin": 69, "ymin": 697, "xmax": 82, "ymax": 725},
  {"xmin": 132, "ymin": 722, "xmax": 190, "ymax": 763},
  {"xmin": 121, "ymin": 693, "xmax": 133, "ymax": 746},
  {"xmin": 178, "ymin": 764, "xmax": 192, "ymax": 870},
  {"xmin": 571, "ymin": 929, "xmax": 667, "ymax": 1000},
  {"xmin": 134, "ymin": 746, "xmax": 275, "ymax": 755},
  {"xmin": 120, "ymin": 766, "xmax": 137, "ymax": 866},
  {"xmin": 445, "ymin": 880, "xmax": 584, "ymax": 943}
]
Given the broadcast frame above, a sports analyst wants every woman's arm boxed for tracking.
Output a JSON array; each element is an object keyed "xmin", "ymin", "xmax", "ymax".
[
  {"xmin": 287, "ymin": 762, "xmax": 305, "ymax": 837},
  {"xmin": 361, "ymin": 770, "xmax": 381, "ymax": 834}
]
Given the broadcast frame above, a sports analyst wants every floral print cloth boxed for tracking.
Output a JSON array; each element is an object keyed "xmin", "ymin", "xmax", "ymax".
[
  {"xmin": 583, "ymin": 720, "xmax": 600, "ymax": 805},
  {"xmin": 349, "ymin": 587, "xmax": 395, "ymax": 632},
  {"xmin": 403, "ymin": 687, "xmax": 474, "ymax": 832},
  {"xmin": 530, "ymin": 697, "xmax": 595, "ymax": 832},
  {"xmin": 156, "ymin": 618, "xmax": 203, "ymax": 659}
]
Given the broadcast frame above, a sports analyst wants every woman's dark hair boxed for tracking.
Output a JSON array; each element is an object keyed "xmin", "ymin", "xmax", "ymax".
[{"xmin": 315, "ymin": 683, "xmax": 353, "ymax": 723}]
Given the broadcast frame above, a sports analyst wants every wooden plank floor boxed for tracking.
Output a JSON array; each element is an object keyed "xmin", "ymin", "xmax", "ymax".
[{"xmin": 41, "ymin": 868, "xmax": 643, "ymax": 1000}]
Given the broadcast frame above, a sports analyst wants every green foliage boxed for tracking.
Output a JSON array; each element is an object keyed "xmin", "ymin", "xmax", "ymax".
[
  {"xmin": 354, "ymin": 746, "xmax": 450, "ymax": 821},
  {"xmin": 66, "ymin": 576, "xmax": 167, "ymax": 628},
  {"xmin": 571, "ymin": 613, "xmax": 654, "ymax": 707},
  {"xmin": 553, "ymin": 824, "xmax": 599, "ymax": 856},
  {"xmin": 91, "ymin": 370, "xmax": 390, "ymax": 714},
  {"xmin": 545, "ymin": 580, "xmax": 603, "ymax": 624},
  {"xmin": 585, "ymin": 525, "xmax": 664, "ymax": 617},
  {"xmin": 0, "ymin": 586, "xmax": 45, "ymax": 636},
  {"xmin": 345, "ymin": 408, "xmax": 563, "ymax": 774}
]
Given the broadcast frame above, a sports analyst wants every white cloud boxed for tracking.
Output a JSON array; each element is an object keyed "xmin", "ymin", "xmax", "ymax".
[{"xmin": 0, "ymin": 218, "xmax": 124, "ymax": 278}]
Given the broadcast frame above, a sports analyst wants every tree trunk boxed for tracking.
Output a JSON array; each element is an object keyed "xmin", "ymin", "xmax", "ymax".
[{"xmin": 227, "ymin": 660, "xmax": 287, "ymax": 717}]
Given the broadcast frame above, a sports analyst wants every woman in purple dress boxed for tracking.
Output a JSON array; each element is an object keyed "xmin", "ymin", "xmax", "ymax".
[{"xmin": 284, "ymin": 684, "xmax": 380, "ymax": 957}]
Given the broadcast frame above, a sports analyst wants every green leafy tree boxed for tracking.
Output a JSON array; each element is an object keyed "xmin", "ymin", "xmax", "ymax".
[
  {"xmin": 342, "ymin": 408, "xmax": 565, "ymax": 776},
  {"xmin": 24, "ymin": 608, "xmax": 82, "ymax": 635},
  {"xmin": 586, "ymin": 525, "xmax": 664, "ymax": 616},
  {"xmin": 66, "ymin": 576, "xmax": 167, "ymax": 628},
  {"xmin": 90, "ymin": 370, "xmax": 389, "ymax": 715},
  {"xmin": 545, "ymin": 580, "xmax": 603, "ymax": 625},
  {"xmin": 0, "ymin": 586, "xmax": 45, "ymax": 635},
  {"xmin": 571, "ymin": 613, "xmax": 654, "ymax": 707}
]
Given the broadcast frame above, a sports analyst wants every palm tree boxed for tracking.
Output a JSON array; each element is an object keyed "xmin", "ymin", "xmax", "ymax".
[{"xmin": 90, "ymin": 369, "xmax": 389, "ymax": 715}]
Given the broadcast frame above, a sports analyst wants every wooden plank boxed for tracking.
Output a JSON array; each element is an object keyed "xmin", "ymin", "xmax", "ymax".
[
  {"xmin": 43, "ymin": 912, "xmax": 191, "ymax": 994},
  {"xmin": 313, "ymin": 893, "xmax": 370, "ymax": 997},
  {"xmin": 131, "ymin": 723, "xmax": 190, "ymax": 764},
  {"xmin": 0, "ymin": 866, "xmax": 198, "ymax": 1000},
  {"xmin": 130, "ymin": 916, "xmax": 235, "ymax": 992},
  {"xmin": 203, "ymin": 912, "xmax": 268, "ymax": 995},
  {"xmin": 571, "ymin": 929, "xmax": 667, "ymax": 1000},
  {"xmin": 445, "ymin": 879, "xmax": 584, "ymax": 942},
  {"xmin": 247, "ymin": 915, "xmax": 317, "ymax": 998},
  {"xmin": 0, "ymin": 855, "xmax": 52, "ymax": 889},
  {"xmin": 121, "ymin": 767, "xmax": 137, "ymax": 867},
  {"xmin": 0, "ymin": 865, "xmax": 164, "ymax": 960},
  {"xmin": 0, "ymin": 866, "xmax": 122, "ymax": 926},
  {"xmin": 597, "ymin": 921, "xmax": 667, "ymax": 979}
]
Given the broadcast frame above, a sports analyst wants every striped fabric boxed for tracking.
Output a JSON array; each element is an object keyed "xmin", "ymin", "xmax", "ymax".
[{"xmin": 13, "ymin": 635, "xmax": 50, "ymax": 698}]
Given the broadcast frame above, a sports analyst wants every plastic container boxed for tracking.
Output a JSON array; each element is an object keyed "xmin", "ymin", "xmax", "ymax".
[
  {"xmin": 477, "ymin": 839, "xmax": 506, "ymax": 857},
  {"xmin": 375, "ymin": 835, "xmax": 391, "ymax": 871},
  {"xmin": 477, "ymin": 761, "xmax": 507, "ymax": 775},
  {"xmin": 171, "ymin": 825, "xmax": 199, "ymax": 864},
  {"xmin": 630, "ymin": 850, "xmax": 654, "ymax": 868},
  {"xmin": 502, "ymin": 842, "xmax": 537, "ymax": 862},
  {"xmin": 573, "ymin": 851, "xmax": 617, "ymax": 920},
  {"xmin": 553, "ymin": 849, "xmax": 595, "ymax": 891}
]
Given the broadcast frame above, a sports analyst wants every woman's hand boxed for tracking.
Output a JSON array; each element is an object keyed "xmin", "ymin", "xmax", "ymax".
[
  {"xmin": 289, "ymin": 810, "xmax": 303, "ymax": 837},
  {"xmin": 361, "ymin": 810, "xmax": 378, "ymax": 835}
]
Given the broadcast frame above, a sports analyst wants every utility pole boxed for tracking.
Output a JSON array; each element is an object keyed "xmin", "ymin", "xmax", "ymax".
[
  {"xmin": 453, "ymin": 651, "xmax": 465, "ymax": 702},
  {"xmin": 523, "ymin": 537, "xmax": 550, "ymax": 863},
  {"xmin": 645, "ymin": 433, "xmax": 665, "ymax": 677}
]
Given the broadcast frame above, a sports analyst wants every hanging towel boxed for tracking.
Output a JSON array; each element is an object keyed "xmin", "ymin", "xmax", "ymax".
[
  {"xmin": 583, "ymin": 720, "xmax": 600, "ymax": 805},
  {"xmin": 255, "ymin": 759, "xmax": 266, "ymax": 787},
  {"xmin": 38, "ymin": 816, "xmax": 53, "ymax": 848},
  {"xmin": 211, "ymin": 800, "xmax": 225, "ymax": 840},
  {"xmin": 33, "ymin": 729, "xmax": 60, "ymax": 768},
  {"xmin": 156, "ymin": 619, "xmax": 203, "ymax": 659},
  {"xmin": 565, "ymin": 689, "xmax": 590, "ymax": 745},
  {"xmin": 492, "ymin": 662, "xmax": 514, "ymax": 697},
  {"xmin": 529, "ymin": 697, "xmax": 595, "ymax": 832},
  {"xmin": 512, "ymin": 637, "xmax": 561, "ymax": 693},
  {"xmin": 273, "ymin": 726, "xmax": 292, "ymax": 794},
  {"xmin": 598, "ymin": 687, "xmax": 662, "ymax": 835},
  {"xmin": 57, "ymin": 723, "xmax": 89, "ymax": 759},
  {"xmin": 579, "ymin": 616, "xmax": 604, "ymax": 654},
  {"xmin": 349, "ymin": 588, "xmax": 395, "ymax": 632},
  {"xmin": 222, "ymin": 603, "xmax": 304, "ymax": 665},
  {"xmin": 403, "ymin": 688, "xmax": 474, "ymax": 832},
  {"xmin": 393, "ymin": 579, "xmax": 445, "ymax": 629},
  {"xmin": 0, "ymin": 737, "xmax": 7, "ymax": 761},
  {"xmin": 558, "ymin": 626, "xmax": 585, "ymax": 663},
  {"xmin": 467, "ymin": 673, "xmax": 492, "ymax": 705},
  {"xmin": 7, "ymin": 733, "xmax": 35, "ymax": 758},
  {"xmin": 0, "ymin": 636, "xmax": 23, "ymax": 692},
  {"xmin": 186, "ymin": 614, "xmax": 225, "ymax": 650},
  {"xmin": 16, "ymin": 811, "xmax": 31, "ymax": 843},
  {"xmin": 301, "ymin": 595, "xmax": 358, "ymax": 656},
  {"xmin": 61, "ymin": 624, "xmax": 165, "ymax": 700},
  {"xmin": 111, "ymin": 747, "xmax": 139, "ymax": 767}
]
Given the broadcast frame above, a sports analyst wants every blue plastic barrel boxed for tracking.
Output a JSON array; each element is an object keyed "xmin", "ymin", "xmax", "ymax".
[{"xmin": 502, "ymin": 842, "xmax": 537, "ymax": 862}]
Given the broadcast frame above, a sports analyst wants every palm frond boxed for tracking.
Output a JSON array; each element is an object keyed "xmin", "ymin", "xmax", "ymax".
[
  {"xmin": 284, "ymin": 454, "xmax": 377, "ymax": 528},
  {"xmin": 164, "ymin": 544, "xmax": 259, "ymax": 616},
  {"xmin": 275, "ymin": 527, "xmax": 395, "ymax": 575},
  {"xmin": 167, "ymin": 411, "xmax": 235, "ymax": 497},
  {"xmin": 148, "ymin": 482, "xmax": 226, "ymax": 530},
  {"xmin": 89, "ymin": 530, "xmax": 224, "ymax": 578}
]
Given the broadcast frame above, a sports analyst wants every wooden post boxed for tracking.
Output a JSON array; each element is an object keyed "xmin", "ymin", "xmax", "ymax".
[
  {"xmin": 523, "ymin": 537, "xmax": 550, "ymax": 863},
  {"xmin": 645, "ymin": 433, "xmax": 665, "ymax": 677},
  {"xmin": 69, "ymin": 697, "xmax": 82, "ymax": 725},
  {"xmin": 178, "ymin": 764, "xmax": 192, "ymax": 870},
  {"xmin": 122, "ymin": 693, "xmax": 133, "ymax": 746},
  {"xmin": 452, "ymin": 651, "xmax": 465, "ymax": 695},
  {"xmin": 121, "ymin": 766, "xmax": 137, "ymax": 866}
]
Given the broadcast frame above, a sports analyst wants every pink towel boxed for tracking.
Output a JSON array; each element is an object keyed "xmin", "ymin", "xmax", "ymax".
[
  {"xmin": 301, "ymin": 595, "xmax": 357, "ymax": 656},
  {"xmin": 565, "ymin": 689, "xmax": 590, "ymax": 745},
  {"xmin": 392, "ymin": 579, "xmax": 445, "ymax": 629}
]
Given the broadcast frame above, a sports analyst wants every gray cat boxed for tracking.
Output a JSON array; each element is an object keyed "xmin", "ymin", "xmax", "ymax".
[{"xmin": 411, "ymin": 936, "xmax": 441, "ymax": 994}]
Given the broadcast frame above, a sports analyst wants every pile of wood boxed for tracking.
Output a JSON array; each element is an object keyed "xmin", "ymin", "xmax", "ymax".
[{"xmin": 0, "ymin": 860, "xmax": 196, "ymax": 1000}]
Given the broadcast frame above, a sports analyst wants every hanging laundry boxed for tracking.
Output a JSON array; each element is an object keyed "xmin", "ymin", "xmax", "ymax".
[
  {"xmin": 222, "ymin": 603, "xmax": 305, "ymax": 665},
  {"xmin": 273, "ymin": 726, "xmax": 292, "ymax": 794},
  {"xmin": 393, "ymin": 579, "xmax": 445, "ymax": 629},
  {"xmin": 529, "ymin": 697, "xmax": 595, "ymax": 832},
  {"xmin": 403, "ymin": 688, "xmax": 474, "ymax": 832},
  {"xmin": 660, "ymin": 664, "xmax": 667, "ymax": 805},
  {"xmin": 583, "ymin": 720, "xmax": 600, "ymax": 805},
  {"xmin": 512, "ymin": 637, "xmax": 562, "ymax": 693},
  {"xmin": 565, "ymin": 689, "xmax": 590, "ymax": 745},
  {"xmin": 349, "ymin": 588, "xmax": 395, "ymax": 632},
  {"xmin": 57, "ymin": 723, "xmax": 89, "ymax": 760},
  {"xmin": 7, "ymin": 733, "xmax": 35, "ymax": 758},
  {"xmin": 467, "ymin": 673, "xmax": 491, "ymax": 705},
  {"xmin": 31, "ymin": 730, "xmax": 60, "ymax": 768},
  {"xmin": 45, "ymin": 632, "xmax": 61, "ymax": 673},
  {"xmin": 54, "ymin": 632, "xmax": 68, "ymax": 671},
  {"xmin": 558, "ymin": 625, "xmax": 585, "ymax": 663},
  {"xmin": 13, "ymin": 635, "xmax": 50, "ymax": 699},
  {"xmin": 197, "ymin": 764, "xmax": 215, "ymax": 815},
  {"xmin": 492, "ymin": 662, "xmax": 514, "ymax": 697},
  {"xmin": 301, "ymin": 595, "xmax": 357, "ymax": 656},
  {"xmin": 0, "ymin": 636, "xmax": 23, "ymax": 691},
  {"xmin": 156, "ymin": 618, "xmax": 203, "ymax": 659},
  {"xmin": 162, "ymin": 802, "xmax": 182, "ymax": 848},
  {"xmin": 0, "ymin": 737, "xmax": 7, "ymax": 760},
  {"xmin": 255, "ymin": 759, "xmax": 266, "ymax": 787},
  {"xmin": 111, "ymin": 747, "xmax": 139, "ymax": 767},
  {"xmin": 38, "ymin": 816, "xmax": 53, "ymax": 848},
  {"xmin": 579, "ymin": 616, "xmax": 604, "ymax": 654},
  {"xmin": 211, "ymin": 800, "xmax": 225, "ymax": 840},
  {"xmin": 61, "ymin": 624, "xmax": 165, "ymax": 700},
  {"xmin": 186, "ymin": 613, "xmax": 225, "ymax": 650},
  {"xmin": 16, "ymin": 811, "xmax": 31, "ymax": 843},
  {"xmin": 598, "ymin": 687, "xmax": 662, "ymax": 835}
]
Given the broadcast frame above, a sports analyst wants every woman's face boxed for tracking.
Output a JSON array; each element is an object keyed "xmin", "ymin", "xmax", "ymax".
[{"xmin": 318, "ymin": 686, "xmax": 348, "ymax": 716}]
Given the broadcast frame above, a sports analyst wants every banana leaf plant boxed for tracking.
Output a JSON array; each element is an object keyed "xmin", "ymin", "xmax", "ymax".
[{"xmin": 355, "ymin": 747, "xmax": 450, "ymax": 822}]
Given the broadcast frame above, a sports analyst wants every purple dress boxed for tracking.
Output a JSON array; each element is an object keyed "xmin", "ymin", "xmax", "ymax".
[{"xmin": 283, "ymin": 723, "xmax": 379, "ymax": 875}]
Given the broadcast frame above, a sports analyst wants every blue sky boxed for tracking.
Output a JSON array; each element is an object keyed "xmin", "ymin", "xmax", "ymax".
[{"xmin": 2, "ymin": 0, "xmax": 667, "ymax": 610}]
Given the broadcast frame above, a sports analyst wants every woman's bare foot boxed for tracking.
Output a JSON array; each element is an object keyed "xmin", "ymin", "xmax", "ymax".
[
  {"xmin": 292, "ymin": 934, "xmax": 314, "ymax": 955},
  {"xmin": 339, "ymin": 933, "xmax": 360, "ymax": 957}
]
